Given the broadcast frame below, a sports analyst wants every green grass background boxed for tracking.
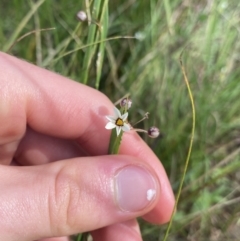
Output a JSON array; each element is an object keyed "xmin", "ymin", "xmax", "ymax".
[{"xmin": 1, "ymin": 0, "xmax": 240, "ymax": 240}]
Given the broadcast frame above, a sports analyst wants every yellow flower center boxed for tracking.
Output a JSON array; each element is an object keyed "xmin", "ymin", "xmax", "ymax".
[{"xmin": 115, "ymin": 118, "xmax": 124, "ymax": 126}]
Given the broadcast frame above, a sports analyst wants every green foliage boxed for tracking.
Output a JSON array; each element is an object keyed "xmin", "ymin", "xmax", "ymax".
[{"xmin": 1, "ymin": 0, "xmax": 240, "ymax": 240}]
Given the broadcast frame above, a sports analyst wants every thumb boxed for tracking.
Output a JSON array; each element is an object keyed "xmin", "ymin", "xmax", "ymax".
[{"xmin": 0, "ymin": 155, "xmax": 160, "ymax": 241}]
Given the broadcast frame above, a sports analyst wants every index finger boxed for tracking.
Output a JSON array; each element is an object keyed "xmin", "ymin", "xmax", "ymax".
[{"xmin": 0, "ymin": 52, "xmax": 174, "ymax": 224}]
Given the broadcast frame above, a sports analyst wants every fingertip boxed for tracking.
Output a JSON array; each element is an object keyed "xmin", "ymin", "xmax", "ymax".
[
  {"xmin": 91, "ymin": 219, "xmax": 142, "ymax": 241},
  {"xmin": 142, "ymin": 192, "xmax": 175, "ymax": 224},
  {"xmin": 119, "ymin": 133, "xmax": 175, "ymax": 224},
  {"xmin": 142, "ymin": 165, "xmax": 175, "ymax": 224}
]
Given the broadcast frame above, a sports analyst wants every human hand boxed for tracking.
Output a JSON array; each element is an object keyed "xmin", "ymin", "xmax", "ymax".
[{"xmin": 0, "ymin": 52, "xmax": 174, "ymax": 241}]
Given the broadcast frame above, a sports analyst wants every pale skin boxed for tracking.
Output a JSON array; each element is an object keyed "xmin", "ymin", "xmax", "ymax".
[{"xmin": 0, "ymin": 52, "xmax": 175, "ymax": 241}]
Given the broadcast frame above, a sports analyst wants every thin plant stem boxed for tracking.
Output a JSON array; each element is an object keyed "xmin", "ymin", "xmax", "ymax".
[
  {"xmin": 50, "ymin": 36, "xmax": 135, "ymax": 66},
  {"xmin": 7, "ymin": 28, "xmax": 55, "ymax": 53},
  {"xmin": 3, "ymin": 0, "xmax": 46, "ymax": 52},
  {"xmin": 76, "ymin": 234, "xmax": 81, "ymax": 241},
  {"xmin": 132, "ymin": 112, "xmax": 149, "ymax": 126},
  {"xmin": 163, "ymin": 53, "xmax": 196, "ymax": 241}
]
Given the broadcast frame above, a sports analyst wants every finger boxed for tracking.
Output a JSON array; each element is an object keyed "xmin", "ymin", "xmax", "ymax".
[
  {"xmin": 38, "ymin": 237, "xmax": 70, "ymax": 241},
  {"xmin": 14, "ymin": 128, "xmax": 174, "ymax": 225},
  {"xmin": 14, "ymin": 130, "xmax": 174, "ymax": 224},
  {"xmin": 14, "ymin": 127, "xmax": 87, "ymax": 166},
  {"xmin": 0, "ymin": 52, "xmax": 111, "ymax": 155},
  {"xmin": 91, "ymin": 219, "xmax": 142, "ymax": 241},
  {"xmin": 0, "ymin": 155, "xmax": 160, "ymax": 241},
  {"xmin": 14, "ymin": 129, "xmax": 174, "ymax": 224},
  {"xmin": 120, "ymin": 133, "xmax": 175, "ymax": 224},
  {"xmin": 0, "ymin": 52, "xmax": 174, "ymax": 223}
]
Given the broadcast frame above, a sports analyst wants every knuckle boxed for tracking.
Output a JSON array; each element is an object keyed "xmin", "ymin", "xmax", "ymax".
[{"xmin": 48, "ymin": 165, "xmax": 80, "ymax": 235}]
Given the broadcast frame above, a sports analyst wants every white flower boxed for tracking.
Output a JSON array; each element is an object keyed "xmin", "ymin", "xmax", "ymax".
[{"xmin": 105, "ymin": 107, "xmax": 131, "ymax": 136}]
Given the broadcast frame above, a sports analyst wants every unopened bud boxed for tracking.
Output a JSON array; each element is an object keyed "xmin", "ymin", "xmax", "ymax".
[
  {"xmin": 77, "ymin": 11, "xmax": 87, "ymax": 22},
  {"xmin": 148, "ymin": 126, "xmax": 160, "ymax": 138},
  {"xmin": 120, "ymin": 98, "xmax": 132, "ymax": 109}
]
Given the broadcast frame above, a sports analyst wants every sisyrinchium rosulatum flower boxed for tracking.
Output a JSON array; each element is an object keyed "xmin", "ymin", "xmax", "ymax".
[{"xmin": 105, "ymin": 97, "xmax": 160, "ymax": 154}]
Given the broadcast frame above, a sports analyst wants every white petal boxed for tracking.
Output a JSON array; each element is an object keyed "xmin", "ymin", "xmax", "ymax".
[
  {"xmin": 116, "ymin": 126, "xmax": 122, "ymax": 136},
  {"xmin": 114, "ymin": 107, "xmax": 121, "ymax": 118},
  {"xmin": 105, "ymin": 122, "xmax": 116, "ymax": 129},
  {"xmin": 106, "ymin": 116, "xmax": 115, "ymax": 122},
  {"xmin": 121, "ymin": 112, "xmax": 128, "ymax": 121},
  {"xmin": 122, "ymin": 123, "xmax": 131, "ymax": 132}
]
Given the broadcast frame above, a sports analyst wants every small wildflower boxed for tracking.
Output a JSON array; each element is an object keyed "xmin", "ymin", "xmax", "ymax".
[
  {"xmin": 120, "ymin": 97, "xmax": 132, "ymax": 109},
  {"xmin": 76, "ymin": 11, "xmax": 87, "ymax": 22},
  {"xmin": 105, "ymin": 107, "xmax": 131, "ymax": 136},
  {"xmin": 148, "ymin": 126, "xmax": 160, "ymax": 138}
]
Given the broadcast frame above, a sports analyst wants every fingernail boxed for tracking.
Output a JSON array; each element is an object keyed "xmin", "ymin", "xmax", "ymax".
[{"xmin": 114, "ymin": 165, "xmax": 158, "ymax": 212}]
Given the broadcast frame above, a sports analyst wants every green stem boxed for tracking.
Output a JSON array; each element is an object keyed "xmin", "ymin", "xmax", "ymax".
[
  {"xmin": 163, "ymin": 54, "xmax": 196, "ymax": 241},
  {"xmin": 108, "ymin": 130, "xmax": 123, "ymax": 154}
]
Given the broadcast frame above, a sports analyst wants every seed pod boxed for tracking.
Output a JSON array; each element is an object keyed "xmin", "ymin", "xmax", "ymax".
[{"xmin": 148, "ymin": 126, "xmax": 160, "ymax": 138}]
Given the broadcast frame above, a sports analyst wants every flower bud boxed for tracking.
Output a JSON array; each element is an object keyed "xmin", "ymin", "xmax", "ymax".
[
  {"xmin": 120, "ymin": 98, "xmax": 132, "ymax": 109},
  {"xmin": 148, "ymin": 126, "xmax": 160, "ymax": 138},
  {"xmin": 77, "ymin": 11, "xmax": 87, "ymax": 22}
]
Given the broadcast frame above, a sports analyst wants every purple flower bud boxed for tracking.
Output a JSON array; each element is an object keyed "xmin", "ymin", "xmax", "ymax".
[
  {"xmin": 120, "ymin": 98, "xmax": 132, "ymax": 109},
  {"xmin": 148, "ymin": 126, "xmax": 160, "ymax": 138}
]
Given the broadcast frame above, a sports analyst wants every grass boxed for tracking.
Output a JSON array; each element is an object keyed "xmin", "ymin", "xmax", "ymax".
[{"xmin": 1, "ymin": 0, "xmax": 240, "ymax": 240}]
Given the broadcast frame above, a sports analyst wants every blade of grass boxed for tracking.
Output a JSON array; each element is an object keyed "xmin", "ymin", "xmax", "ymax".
[
  {"xmin": 7, "ymin": 28, "xmax": 55, "ymax": 53},
  {"xmin": 32, "ymin": 1, "xmax": 42, "ymax": 66},
  {"xmin": 204, "ymin": 2, "xmax": 217, "ymax": 69},
  {"xmin": 163, "ymin": 0, "xmax": 173, "ymax": 34},
  {"xmin": 3, "ymin": 0, "xmax": 46, "ymax": 52},
  {"xmin": 95, "ymin": 0, "xmax": 109, "ymax": 89},
  {"xmin": 182, "ymin": 146, "xmax": 240, "ymax": 193},
  {"xmin": 163, "ymin": 53, "xmax": 196, "ymax": 241},
  {"xmin": 53, "ymin": 17, "xmax": 82, "ymax": 76},
  {"xmin": 81, "ymin": 0, "xmax": 102, "ymax": 84},
  {"xmin": 55, "ymin": 14, "xmax": 82, "ymax": 53},
  {"xmin": 42, "ymin": 37, "xmax": 71, "ymax": 68},
  {"xmin": 48, "ymin": 35, "xmax": 135, "ymax": 66}
]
